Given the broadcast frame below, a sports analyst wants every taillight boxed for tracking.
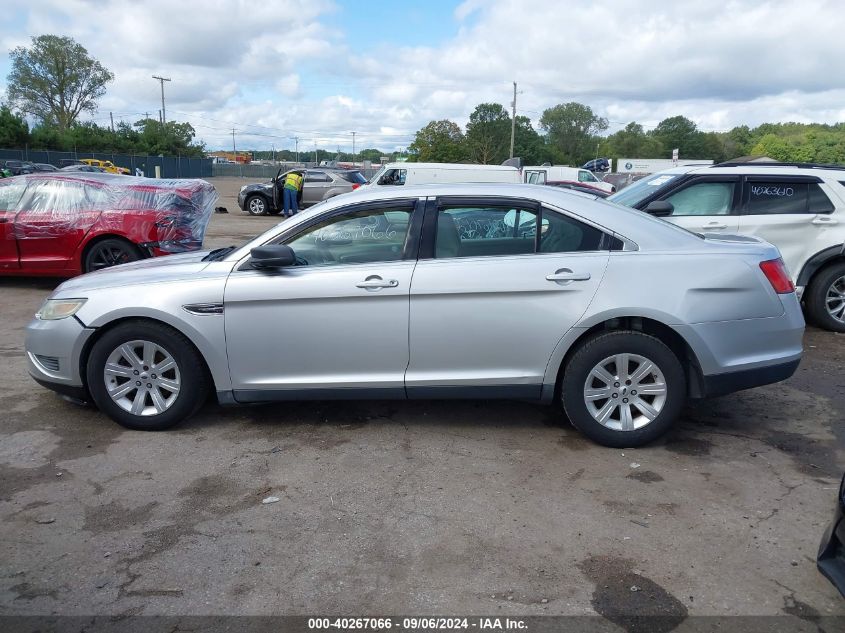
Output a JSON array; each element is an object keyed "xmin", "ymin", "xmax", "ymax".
[
  {"xmin": 351, "ymin": 183, "xmax": 361, "ymax": 190},
  {"xmin": 759, "ymin": 258, "xmax": 794, "ymax": 294}
]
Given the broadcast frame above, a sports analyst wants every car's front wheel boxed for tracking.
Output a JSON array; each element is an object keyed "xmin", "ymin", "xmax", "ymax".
[
  {"xmin": 561, "ymin": 331, "xmax": 685, "ymax": 447},
  {"xmin": 86, "ymin": 321, "xmax": 209, "ymax": 431},
  {"xmin": 245, "ymin": 195, "xmax": 268, "ymax": 216},
  {"xmin": 805, "ymin": 262, "xmax": 845, "ymax": 332}
]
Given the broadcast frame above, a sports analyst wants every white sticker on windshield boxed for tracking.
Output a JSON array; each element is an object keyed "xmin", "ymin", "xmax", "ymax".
[{"xmin": 647, "ymin": 176, "xmax": 673, "ymax": 186}]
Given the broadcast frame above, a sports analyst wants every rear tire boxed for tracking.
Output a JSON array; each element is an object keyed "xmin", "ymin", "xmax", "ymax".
[
  {"xmin": 83, "ymin": 238, "xmax": 141, "ymax": 273},
  {"xmin": 561, "ymin": 330, "xmax": 685, "ymax": 448},
  {"xmin": 86, "ymin": 321, "xmax": 209, "ymax": 431},
  {"xmin": 245, "ymin": 195, "xmax": 268, "ymax": 216},
  {"xmin": 805, "ymin": 262, "xmax": 845, "ymax": 332}
]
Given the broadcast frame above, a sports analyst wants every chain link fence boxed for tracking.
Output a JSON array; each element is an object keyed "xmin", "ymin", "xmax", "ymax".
[{"xmin": 0, "ymin": 148, "xmax": 212, "ymax": 179}]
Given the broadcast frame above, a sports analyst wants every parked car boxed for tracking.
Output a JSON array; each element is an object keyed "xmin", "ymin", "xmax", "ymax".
[
  {"xmin": 32, "ymin": 163, "xmax": 59, "ymax": 172},
  {"xmin": 546, "ymin": 180, "xmax": 611, "ymax": 198},
  {"xmin": 0, "ymin": 173, "xmax": 216, "ymax": 277},
  {"xmin": 608, "ymin": 162, "xmax": 845, "ymax": 332},
  {"xmin": 238, "ymin": 168, "xmax": 368, "ymax": 215},
  {"xmin": 61, "ymin": 164, "xmax": 107, "ymax": 173},
  {"xmin": 365, "ymin": 163, "xmax": 521, "ymax": 189},
  {"xmin": 26, "ymin": 183, "xmax": 803, "ymax": 447},
  {"xmin": 79, "ymin": 158, "xmax": 130, "ymax": 175},
  {"xmin": 3, "ymin": 160, "xmax": 35, "ymax": 176},
  {"xmin": 818, "ymin": 472, "xmax": 845, "ymax": 597},
  {"xmin": 582, "ymin": 158, "xmax": 611, "ymax": 173},
  {"xmin": 523, "ymin": 165, "xmax": 615, "ymax": 193},
  {"xmin": 59, "ymin": 159, "xmax": 84, "ymax": 168}
]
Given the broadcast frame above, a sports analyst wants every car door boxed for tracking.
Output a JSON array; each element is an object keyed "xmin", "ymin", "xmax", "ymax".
[
  {"xmin": 223, "ymin": 198, "xmax": 422, "ymax": 399},
  {"xmin": 0, "ymin": 179, "xmax": 26, "ymax": 271},
  {"xmin": 737, "ymin": 176, "xmax": 838, "ymax": 279},
  {"xmin": 653, "ymin": 175, "xmax": 741, "ymax": 234},
  {"xmin": 13, "ymin": 179, "xmax": 101, "ymax": 272},
  {"xmin": 302, "ymin": 170, "xmax": 331, "ymax": 205},
  {"xmin": 405, "ymin": 197, "xmax": 611, "ymax": 397}
]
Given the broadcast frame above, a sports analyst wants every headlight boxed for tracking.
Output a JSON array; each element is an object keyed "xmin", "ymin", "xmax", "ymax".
[{"xmin": 36, "ymin": 298, "xmax": 87, "ymax": 320}]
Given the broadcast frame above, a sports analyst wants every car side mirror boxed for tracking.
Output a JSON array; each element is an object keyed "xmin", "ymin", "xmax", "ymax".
[
  {"xmin": 644, "ymin": 200, "xmax": 674, "ymax": 217},
  {"xmin": 250, "ymin": 244, "xmax": 296, "ymax": 269}
]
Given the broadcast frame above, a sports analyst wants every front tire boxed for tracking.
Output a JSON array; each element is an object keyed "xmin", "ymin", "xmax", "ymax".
[
  {"xmin": 805, "ymin": 262, "xmax": 845, "ymax": 332},
  {"xmin": 561, "ymin": 331, "xmax": 685, "ymax": 448},
  {"xmin": 86, "ymin": 321, "xmax": 209, "ymax": 431},
  {"xmin": 245, "ymin": 195, "xmax": 268, "ymax": 216}
]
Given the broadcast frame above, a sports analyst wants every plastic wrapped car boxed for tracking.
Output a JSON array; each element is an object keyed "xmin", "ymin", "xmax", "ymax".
[{"xmin": 0, "ymin": 173, "xmax": 216, "ymax": 277}]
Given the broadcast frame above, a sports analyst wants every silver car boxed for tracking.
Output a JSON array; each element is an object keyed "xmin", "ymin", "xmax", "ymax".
[{"xmin": 25, "ymin": 184, "xmax": 804, "ymax": 447}]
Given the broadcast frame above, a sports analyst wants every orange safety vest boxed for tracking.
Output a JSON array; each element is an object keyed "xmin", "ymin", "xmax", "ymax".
[{"xmin": 284, "ymin": 172, "xmax": 303, "ymax": 191}]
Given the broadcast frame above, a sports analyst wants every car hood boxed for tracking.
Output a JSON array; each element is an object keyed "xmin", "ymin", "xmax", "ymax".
[{"xmin": 55, "ymin": 251, "xmax": 220, "ymax": 295}]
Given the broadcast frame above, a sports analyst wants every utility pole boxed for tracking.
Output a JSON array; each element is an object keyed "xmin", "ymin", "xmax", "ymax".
[
  {"xmin": 109, "ymin": 112, "xmax": 114, "ymax": 133},
  {"xmin": 232, "ymin": 128, "xmax": 237, "ymax": 156},
  {"xmin": 152, "ymin": 75, "xmax": 171, "ymax": 124},
  {"xmin": 509, "ymin": 81, "xmax": 517, "ymax": 159},
  {"xmin": 314, "ymin": 142, "xmax": 318, "ymax": 165},
  {"xmin": 294, "ymin": 137, "xmax": 299, "ymax": 164},
  {"xmin": 351, "ymin": 131, "xmax": 356, "ymax": 166}
]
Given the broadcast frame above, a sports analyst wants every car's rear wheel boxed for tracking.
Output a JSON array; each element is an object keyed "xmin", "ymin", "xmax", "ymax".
[
  {"xmin": 83, "ymin": 238, "xmax": 141, "ymax": 273},
  {"xmin": 246, "ymin": 195, "xmax": 268, "ymax": 216},
  {"xmin": 86, "ymin": 321, "xmax": 209, "ymax": 431},
  {"xmin": 561, "ymin": 331, "xmax": 685, "ymax": 447},
  {"xmin": 805, "ymin": 262, "xmax": 845, "ymax": 332}
]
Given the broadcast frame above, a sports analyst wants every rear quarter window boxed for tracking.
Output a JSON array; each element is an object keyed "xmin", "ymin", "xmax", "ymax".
[{"xmin": 809, "ymin": 184, "xmax": 836, "ymax": 213}]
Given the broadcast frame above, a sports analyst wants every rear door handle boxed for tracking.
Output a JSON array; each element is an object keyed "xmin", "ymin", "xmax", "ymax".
[
  {"xmin": 702, "ymin": 222, "xmax": 728, "ymax": 230},
  {"xmin": 812, "ymin": 216, "xmax": 838, "ymax": 225},
  {"xmin": 546, "ymin": 269, "xmax": 591, "ymax": 282},
  {"xmin": 356, "ymin": 275, "xmax": 399, "ymax": 290}
]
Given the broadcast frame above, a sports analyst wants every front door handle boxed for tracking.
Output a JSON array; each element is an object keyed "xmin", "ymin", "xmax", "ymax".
[
  {"xmin": 546, "ymin": 269, "xmax": 591, "ymax": 282},
  {"xmin": 812, "ymin": 216, "xmax": 838, "ymax": 226},
  {"xmin": 356, "ymin": 275, "xmax": 399, "ymax": 290},
  {"xmin": 702, "ymin": 221, "xmax": 728, "ymax": 230}
]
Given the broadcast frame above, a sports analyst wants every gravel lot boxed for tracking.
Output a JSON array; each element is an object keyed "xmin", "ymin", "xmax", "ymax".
[{"xmin": 1, "ymin": 177, "xmax": 843, "ymax": 623}]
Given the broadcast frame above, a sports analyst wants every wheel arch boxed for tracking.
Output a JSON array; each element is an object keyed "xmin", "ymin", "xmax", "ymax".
[
  {"xmin": 78, "ymin": 233, "xmax": 145, "ymax": 273},
  {"xmin": 796, "ymin": 244, "xmax": 845, "ymax": 288},
  {"xmin": 78, "ymin": 314, "xmax": 221, "ymax": 400},
  {"xmin": 542, "ymin": 313, "xmax": 706, "ymax": 404}
]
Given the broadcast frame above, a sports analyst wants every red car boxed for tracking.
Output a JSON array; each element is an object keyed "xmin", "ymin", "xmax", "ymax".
[{"xmin": 0, "ymin": 173, "xmax": 216, "ymax": 277}]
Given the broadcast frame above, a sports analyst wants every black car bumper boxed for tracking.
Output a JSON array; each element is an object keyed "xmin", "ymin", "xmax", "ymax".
[
  {"xmin": 701, "ymin": 358, "xmax": 800, "ymax": 397},
  {"xmin": 818, "ymin": 474, "xmax": 845, "ymax": 597}
]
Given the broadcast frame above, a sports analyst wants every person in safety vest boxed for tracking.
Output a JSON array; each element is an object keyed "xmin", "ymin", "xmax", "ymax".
[{"xmin": 283, "ymin": 170, "xmax": 304, "ymax": 217}]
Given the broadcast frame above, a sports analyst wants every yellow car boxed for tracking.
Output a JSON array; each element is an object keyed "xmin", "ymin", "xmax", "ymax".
[{"xmin": 79, "ymin": 159, "xmax": 130, "ymax": 175}]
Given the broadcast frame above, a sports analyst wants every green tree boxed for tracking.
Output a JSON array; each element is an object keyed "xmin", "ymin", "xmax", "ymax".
[
  {"xmin": 408, "ymin": 119, "xmax": 468, "ymax": 163},
  {"xmin": 134, "ymin": 118, "xmax": 205, "ymax": 157},
  {"xmin": 0, "ymin": 105, "xmax": 30, "ymax": 147},
  {"xmin": 358, "ymin": 148, "xmax": 384, "ymax": 162},
  {"xmin": 750, "ymin": 133, "xmax": 795, "ymax": 161},
  {"xmin": 602, "ymin": 122, "xmax": 664, "ymax": 159},
  {"xmin": 539, "ymin": 102, "xmax": 608, "ymax": 165},
  {"xmin": 650, "ymin": 116, "xmax": 706, "ymax": 158},
  {"xmin": 512, "ymin": 115, "xmax": 550, "ymax": 164},
  {"xmin": 6, "ymin": 35, "xmax": 114, "ymax": 131},
  {"xmin": 465, "ymin": 103, "xmax": 511, "ymax": 164}
]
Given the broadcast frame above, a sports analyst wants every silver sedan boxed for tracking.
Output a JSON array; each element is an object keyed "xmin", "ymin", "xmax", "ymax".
[{"xmin": 25, "ymin": 184, "xmax": 804, "ymax": 447}]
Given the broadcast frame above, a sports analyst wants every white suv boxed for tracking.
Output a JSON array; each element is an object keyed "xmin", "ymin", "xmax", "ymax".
[{"xmin": 609, "ymin": 162, "xmax": 845, "ymax": 332}]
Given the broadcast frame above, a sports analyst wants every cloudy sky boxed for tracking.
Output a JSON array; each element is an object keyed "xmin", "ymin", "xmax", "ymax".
[{"xmin": 1, "ymin": 0, "xmax": 843, "ymax": 153}]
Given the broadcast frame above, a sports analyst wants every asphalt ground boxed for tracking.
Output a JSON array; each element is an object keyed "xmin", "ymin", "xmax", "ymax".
[{"xmin": 0, "ymin": 177, "xmax": 843, "ymax": 626}]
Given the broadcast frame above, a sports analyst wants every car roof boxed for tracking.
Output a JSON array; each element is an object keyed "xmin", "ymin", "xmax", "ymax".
[
  {"xmin": 658, "ymin": 163, "xmax": 845, "ymax": 178},
  {"xmin": 381, "ymin": 162, "xmax": 518, "ymax": 171}
]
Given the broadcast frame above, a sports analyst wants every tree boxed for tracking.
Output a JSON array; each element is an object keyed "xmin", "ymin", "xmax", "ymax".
[
  {"xmin": 512, "ymin": 115, "xmax": 550, "ymax": 165},
  {"xmin": 0, "ymin": 105, "xmax": 29, "ymax": 147},
  {"xmin": 408, "ymin": 119, "xmax": 468, "ymax": 163},
  {"xmin": 465, "ymin": 103, "xmax": 511, "ymax": 164},
  {"xmin": 134, "ymin": 118, "xmax": 205, "ymax": 157},
  {"xmin": 603, "ymin": 122, "xmax": 664, "ymax": 159},
  {"xmin": 539, "ymin": 102, "xmax": 608, "ymax": 165},
  {"xmin": 358, "ymin": 148, "xmax": 384, "ymax": 162},
  {"xmin": 7, "ymin": 35, "xmax": 114, "ymax": 131},
  {"xmin": 750, "ymin": 133, "xmax": 794, "ymax": 161},
  {"xmin": 651, "ymin": 116, "xmax": 706, "ymax": 158}
]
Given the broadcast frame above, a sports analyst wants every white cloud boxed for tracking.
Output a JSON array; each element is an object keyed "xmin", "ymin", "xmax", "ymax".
[{"xmin": 2, "ymin": 0, "xmax": 843, "ymax": 150}]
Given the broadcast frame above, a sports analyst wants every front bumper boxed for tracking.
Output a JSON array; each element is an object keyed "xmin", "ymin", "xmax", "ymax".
[
  {"xmin": 818, "ymin": 475, "xmax": 845, "ymax": 597},
  {"xmin": 237, "ymin": 190, "xmax": 247, "ymax": 210},
  {"xmin": 25, "ymin": 315, "xmax": 95, "ymax": 395}
]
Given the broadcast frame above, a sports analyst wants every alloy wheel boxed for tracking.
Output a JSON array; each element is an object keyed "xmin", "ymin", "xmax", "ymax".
[
  {"xmin": 248, "ymin": 197, "xmax": 266, "ymax": 214},
  {"xmin": 103, "ymin": 340, "xmax": 181, "ymax": 416},
  {"xmin": 583, "ymin": 353, "xmax": 667, "ymax": 431},
  {"xmin": 826, "ymin": 274, "xmax": 845, "ymax": 323},
  {"xmin": 89, "ymin": 244, "xmax": 133, "ymax": 271}
]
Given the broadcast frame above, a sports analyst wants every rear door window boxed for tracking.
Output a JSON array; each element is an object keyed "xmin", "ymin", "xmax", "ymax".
[{"xmin": 745, "ymin": 181, "xmax": 810, "ymax": 215}]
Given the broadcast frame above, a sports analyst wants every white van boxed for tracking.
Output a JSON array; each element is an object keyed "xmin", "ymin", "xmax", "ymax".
[
  {"xmin": 523, "ymin": 165, "xmax": 615, "ymax": 193},
  {"xmin": 367, "ymin": 162, "xmax": 521, "ymax": 187}
]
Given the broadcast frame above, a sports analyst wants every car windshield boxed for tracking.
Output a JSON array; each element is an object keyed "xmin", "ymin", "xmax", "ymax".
[
  {"xmin": 368, "ymin": 165, "xmax": 387, "ymax": 184},
  {"xmin": 337, "ymin": 171, "xmax": 368, "ymax": 184},
  {"xmin": 608, "ymin": 173, "xmax": 679, "ymax": 207}
]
